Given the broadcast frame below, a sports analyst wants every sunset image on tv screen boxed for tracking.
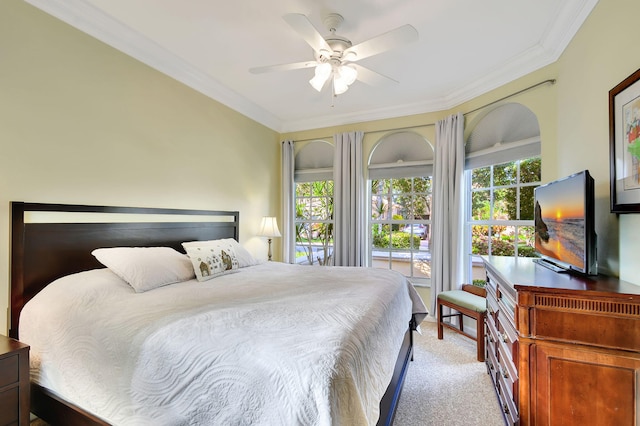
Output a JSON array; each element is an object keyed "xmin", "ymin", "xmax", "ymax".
[{"xmin": 534, "ymin": 175, "xmax": 585, "ymax": 269}]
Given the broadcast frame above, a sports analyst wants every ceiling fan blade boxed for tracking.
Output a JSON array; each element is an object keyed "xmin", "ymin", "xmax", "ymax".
[
  {"xmin": 283, "ymin": 13, "xmax": 332, "ymax": 53},
  {"xmin": 344, "ymin": 24, "xmax": 418, "ymax": 62},
  {"xmin": 249, "ymin": 61, "xmax": 317, "ymax": 74},
  {"xmin": 352, "ymin": 64, "xmax": 398, "ymax": 86}
]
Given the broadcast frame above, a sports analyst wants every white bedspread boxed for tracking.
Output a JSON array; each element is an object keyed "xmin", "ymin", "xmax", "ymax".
[{"xmin": 20, "ymin": 262, "xmax": 427, "ymax": 426}]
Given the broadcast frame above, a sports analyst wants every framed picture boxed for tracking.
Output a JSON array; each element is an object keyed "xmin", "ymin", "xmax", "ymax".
[{"xmin": 610, "ymin": 67, "xmax": 640, "ymax": 213}]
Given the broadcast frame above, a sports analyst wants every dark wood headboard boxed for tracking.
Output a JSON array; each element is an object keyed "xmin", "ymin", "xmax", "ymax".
[{"xmin": 10, "ymin": 202, "xmax": 240, "ymax": 339}]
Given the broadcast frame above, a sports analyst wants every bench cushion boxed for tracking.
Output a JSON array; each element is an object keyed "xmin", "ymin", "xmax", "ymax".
[{"xmin": 438, "ymin": 290, "xmax": 487, "ymax": 313}]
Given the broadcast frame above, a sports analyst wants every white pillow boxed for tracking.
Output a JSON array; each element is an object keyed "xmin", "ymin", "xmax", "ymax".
[
  {"xmin": 182, "ymin": 238, "xmax": 258, "ymax": 268},
  {"xmin": 182, "ymin": 241, "xmax": 240, "ymax": 282},
  {"xmin": 91, "ymin": 247, "xmax": 195, "ymax": 292}
]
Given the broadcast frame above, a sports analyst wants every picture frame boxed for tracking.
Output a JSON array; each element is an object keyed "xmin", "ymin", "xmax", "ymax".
[{"xmin": 609, "ymin": 67, "xmax": 640, "ymax": 213}]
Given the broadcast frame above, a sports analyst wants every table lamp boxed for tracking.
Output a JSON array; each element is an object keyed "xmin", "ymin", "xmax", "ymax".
[{"xmin": 257, "ymin": 216, "xmax": 281, "ymax": 261}]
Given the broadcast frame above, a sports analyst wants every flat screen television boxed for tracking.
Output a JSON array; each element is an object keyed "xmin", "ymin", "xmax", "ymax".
[{"xmin": 533, "ymin": 170, "xmax": 597, "ymax": 275}]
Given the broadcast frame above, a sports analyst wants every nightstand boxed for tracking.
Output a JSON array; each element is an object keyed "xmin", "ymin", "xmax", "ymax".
[{"xmin": 0, "ymin": 335, "xmax": 30, "ymax": 426}]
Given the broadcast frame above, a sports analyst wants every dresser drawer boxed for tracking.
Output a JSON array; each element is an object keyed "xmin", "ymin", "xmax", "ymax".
[
  {"xmin": 0, "ymin": 386, "xmax": 19, "ymax": 425},
  {"xmin": 486, "ymin": 337, "xmax": 499, "ymax": 385},
  {"xmin": 0, "ymin": 336, "xmax": 30, "ymax": 426},
  {"xmin": 497, "ymin": 279, "xmax": 517, "ymax": 317},
  {"xmin": 0, "ymin": 354, "xmax": 19, "ymax": 388},
  {"xmin": 498, "ymin": 341, "xmax": 517, "ymax": 399},
  {"xmin": 486, "ymin": 294, "xmax": 500, "ymax": 319},
  {"xmin": 486, "ymin": 312, "xmax": 500, "ymax": 342},
  {"xmin": 497, "ymin": 373, "xmax": 518, "ymax": 425},
  {"xmin": 486, "ymin": 271, "xmax": 498, "ymax": 294},
  {"xmin": 496, "ymin": 315, "xmax": 517, "ymax": 358}
]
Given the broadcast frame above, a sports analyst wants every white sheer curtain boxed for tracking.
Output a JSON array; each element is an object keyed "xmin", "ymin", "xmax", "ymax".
[
  {"xmin": 281, "ymin": 140, "xmax": 295, "ymax": 264},
  {"xmin": 333, "ymin": 131, "xmax": 366, "ymax": 266},
  {"xmin": 430, "ymin": 113, "xmax": 465, "ymax": 316}
]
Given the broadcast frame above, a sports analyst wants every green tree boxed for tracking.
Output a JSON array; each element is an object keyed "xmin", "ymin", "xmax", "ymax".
[
  {"xmin": 295, "ymin": 180, "xmax": 334, "ymax": 265},
  {"xmin": 499, "ymin": 157, "xmax": 540, "ymax": 220},
  {"xmin": 470, "ymin": 157, "xmax": 541, "ymax": 258}
]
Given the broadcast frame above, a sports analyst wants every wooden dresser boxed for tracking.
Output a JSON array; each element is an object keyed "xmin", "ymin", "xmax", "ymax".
[
  {"xmin": 483, "ymin": 256, "xmax": 640, "ymax": 426},
  {"xmin": 0, "ymin": 335, "xmax": 30, "ymax": 426},
  {"xmin": 484, "ymin": 257, "xmax": 519, "ymax": 425}
]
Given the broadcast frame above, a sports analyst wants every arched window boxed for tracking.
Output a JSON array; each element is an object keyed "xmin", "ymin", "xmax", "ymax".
[
  {"xmin": 465, "ymin": 103, "xmax": 542, "ymax": 283},
  {"xmin": 294, "ymin": 140, "xmax": 334, "ymax": 265},
  {"xmin": 368, "ymin": 131, "xmax": 434, "ymax": 285}
]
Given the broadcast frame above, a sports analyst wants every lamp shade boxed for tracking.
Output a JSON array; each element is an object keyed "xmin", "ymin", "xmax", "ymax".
[
  {"xmin": 338, "ymin": 65, "xmax": 357, "ymax": 85},
  {"xmin": 309, "ymin": 63, "xmax": 332, "ymax": 92},
  {"xmin": 257, "ymin": 216, "xmax": 281, "ymax": 238}
]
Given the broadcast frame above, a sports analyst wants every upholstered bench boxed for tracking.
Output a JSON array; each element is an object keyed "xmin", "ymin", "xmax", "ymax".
[{"xmin": 437, "ymin": 285, "xmax": 487, "ymax": 362}]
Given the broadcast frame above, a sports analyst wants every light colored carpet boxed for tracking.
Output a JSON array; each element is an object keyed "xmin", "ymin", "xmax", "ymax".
[
  {"xmin": 393, "ymin": 320, "xmax": 505, "ymax": 426},
  {"xmin": 32, "ymin": 321, "xmax": 504, "ymax": 426}
]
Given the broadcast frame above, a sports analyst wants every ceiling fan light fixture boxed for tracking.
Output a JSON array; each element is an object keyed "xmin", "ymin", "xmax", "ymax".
[
  {"xmin": 309, "ymin": 62, "xmax": 332, "ymax": 91},
  {"xmin": 332, "ymin": 64, "xmax": 357, "ymax": 95},
  {"xmin": 337, "ymin": 65, "xmax": 357, "ymax": 85},
  {"xmin": 333, "ymin": 76, "xmax": 349, "ymax": 95}
]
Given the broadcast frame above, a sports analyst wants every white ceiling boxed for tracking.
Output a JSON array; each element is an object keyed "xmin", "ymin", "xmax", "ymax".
[{"xmin": 26, "ymin": 0, "xmax": 599, "ymax": 133}]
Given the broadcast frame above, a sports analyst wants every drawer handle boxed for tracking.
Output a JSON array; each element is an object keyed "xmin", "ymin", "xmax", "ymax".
[
  {"xmin": 488, "ymin": 335, "xmax": 494, "ymax": 343},
  {"xmin": 503, "ymin": 403, "xmax": 510, "ymax": 415},
  {"xmin": 488, "ymin": 361, "xmax": 494, "ymax": 371},
  {"xmin": 501, "ymin": 333, "xmax": 508, "ymax": 343},
  {"xmin": 501, "ymin": 368, "xmax": 509, "ymax": 379}
]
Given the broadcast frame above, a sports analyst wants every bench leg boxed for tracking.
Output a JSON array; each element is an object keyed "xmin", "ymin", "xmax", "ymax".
[
  {"xmin": 476, "ymin": 313, "xmax": 486, "ymax": 362},
  {"xmin": 436, "ymin": 295, "xmax": 487, "ymax": 363},
  {"xmin": 437, "ymin": 300, "xmax": 443, "ymax": 339}
]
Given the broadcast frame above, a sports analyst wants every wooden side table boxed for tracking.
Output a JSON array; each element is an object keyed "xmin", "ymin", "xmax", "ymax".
[{"xmin": 0, "ymin": 335, "xmax": 30, "ymax": 426}]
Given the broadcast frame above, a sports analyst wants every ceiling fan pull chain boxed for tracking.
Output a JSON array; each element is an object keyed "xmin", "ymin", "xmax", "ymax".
[{"xmin": 331, "ymin": 78, "xmax": 336, "ymax": 107}]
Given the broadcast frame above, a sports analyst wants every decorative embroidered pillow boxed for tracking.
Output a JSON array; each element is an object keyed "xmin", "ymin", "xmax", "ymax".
[
  {"xmin": 183, "ymin": 241, "xmax": 240, "ymax": 282},
  {"xmin": 182, "ymin": 238, "xmax": 258, "ymax": 268},
  {"xmin": 91, "ymin": 247, "xmax": 195, "ymax": 292}
]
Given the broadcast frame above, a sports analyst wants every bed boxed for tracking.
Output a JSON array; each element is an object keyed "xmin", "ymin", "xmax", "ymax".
[{"xmin": 9, "ymin": 202, "xmax": 427, "ymax": 426}]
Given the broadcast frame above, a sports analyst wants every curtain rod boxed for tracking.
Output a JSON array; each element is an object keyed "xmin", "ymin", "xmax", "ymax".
[{"xmin": 289, "ymin": 78, "xmax": 556, "ymax": 143}]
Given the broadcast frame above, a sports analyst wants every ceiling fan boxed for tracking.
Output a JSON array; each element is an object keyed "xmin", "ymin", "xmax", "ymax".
[{"xmin": 249, "ymin": 13, "xmax": 418, "ymax": 96}]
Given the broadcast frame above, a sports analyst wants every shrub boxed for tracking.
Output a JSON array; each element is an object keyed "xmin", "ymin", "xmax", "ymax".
[
  {"xmin": 471, "ymin": 236, "xmax": 514, "ymax": 256},
  {"xmin": 472, "ymin": 279, "xmax": 487, "ymax": 287},
  {"xmin": 517, "ymin": 245, "xmax": 537, "ymax": 257},
  {"xmin": 373, "ymin": 232, "xmax": 388, "ymax": 248},
  {"xmin": 373, "ymin": 231, "xmax": 420, "ymax": 249}
]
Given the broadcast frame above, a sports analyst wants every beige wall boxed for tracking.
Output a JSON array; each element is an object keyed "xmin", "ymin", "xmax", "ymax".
[
  {"xmin": 555, "ymin": 0, "xmax": 638, "ymax": 280},
  {"xmin": 0, "ymin": 1, "xmax": 280, "ymax": 334}
]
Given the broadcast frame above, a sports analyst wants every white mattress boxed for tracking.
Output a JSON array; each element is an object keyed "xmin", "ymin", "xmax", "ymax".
[{"xmin": 20, "ymin": 262, "xmax": 427, "ymax": 425}]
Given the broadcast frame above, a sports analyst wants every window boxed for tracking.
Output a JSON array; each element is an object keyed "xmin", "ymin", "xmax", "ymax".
[
  {"xmin": 295, "ymin": 180, "xmax": 334, "ymax": 265},
  {"xmin": 370, "ymin": 177, "xmax": 432, "ymax": 283},
  {"xmin": 463, "ymin": 103, "xmax": 542, "ymax": 283},
  {"xmin": 466, "ymin": 156, "xmax": 541, "ymax": 280},
  {"xmin": 368, "ymin": 132, "xmax": 434, "ymax": 284},
  {"xmin": 293, "ymin": 140, "xmax": 335, "ymax": 266}
]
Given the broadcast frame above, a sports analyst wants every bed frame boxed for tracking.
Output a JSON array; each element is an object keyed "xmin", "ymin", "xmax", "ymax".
[{"xmin": 10, "ymin": 201, "xmax": 414, "ymax": 426}]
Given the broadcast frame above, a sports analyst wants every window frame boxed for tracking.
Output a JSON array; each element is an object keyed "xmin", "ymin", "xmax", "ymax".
[
  {"xmin": 464, "ymin": 156, "xmax": 541, "ymax": 282},
  {"xmin": 369, "ymin": 176, "xmax": 432, "ymax": 285},
  {"xmin": 294, "ymin": 179, "xmax": 335, "ymax": 266}
]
